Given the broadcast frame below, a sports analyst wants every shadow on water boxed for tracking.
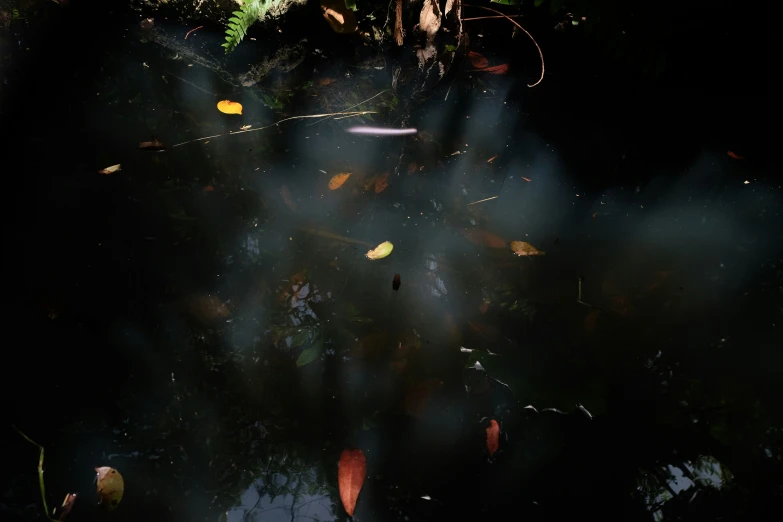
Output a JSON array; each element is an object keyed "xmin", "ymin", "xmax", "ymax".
[{"xmin": 2, "ymin": 4, "xmax": 781, "ymax": 522}]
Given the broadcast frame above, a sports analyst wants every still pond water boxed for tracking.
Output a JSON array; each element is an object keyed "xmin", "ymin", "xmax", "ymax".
[{"xmin": 3, "ymin": 13, "xmax": 781, "ymax": 522}]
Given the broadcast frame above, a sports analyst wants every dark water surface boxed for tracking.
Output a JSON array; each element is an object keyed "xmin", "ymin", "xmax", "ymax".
[{"xmin": 2, "ymin": 5, "xmax": 782, "ymax": 522}]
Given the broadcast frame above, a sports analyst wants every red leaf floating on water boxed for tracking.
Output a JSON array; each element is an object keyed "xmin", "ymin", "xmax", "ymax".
[
  {"xmin": 468, "ymin": 51, "xmax": 489, "ymax": 69},
  {"xmin": 486, "ymin": 419, "xmax": 500, "ymax": 456},
  {"xmin": 374, "ymin": 173, "xmax": 389, "ymax": 193},
  {"xmin": 479, "ymin": 64, "xmax": 509, "ymax": 75},
  {"xmin": 727, "ymin": 151, "xmax": 744, "ymax": 160},
  {"xmin": 338, "ymin": 449, "xmax": 366, "ymax": 516},
  {"xmin": 584, "ymin": 308, "xmax": 601, "ymax": 332}
]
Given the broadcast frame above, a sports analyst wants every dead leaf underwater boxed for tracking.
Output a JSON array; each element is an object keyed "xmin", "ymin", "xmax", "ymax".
[
  {"xmin": 328, "ymin": 172, "xmax": 352, "ymax": 190},
  {"xmin": 95, "ymin": 466, "xmax": 124, "ymax": 511},
  {"xmin": 338, "ymin": 448, "xmax": 366, "ymax": 516},
  {"xmin": 486, "ymin": 419, "xmax": 500, "ymax": 456},
  {"xmin": 509, "ymin": 240, "xmax": 545, "ymax": 256}
]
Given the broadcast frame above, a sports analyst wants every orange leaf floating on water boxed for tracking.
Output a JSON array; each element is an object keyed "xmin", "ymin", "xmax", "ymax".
[
  {"xmin": 328, "ymin": 172, "xmax": 352, "ymax": 190},
  {"xmin": 217, "ymin": 100, "xmax": 243, "ymax": 115},
  {"xmin": 727, "ymin": 151, "xmax": 744, "ymax": 160},
  {"xmin": 486, "ymin": 419, "xmax": 500, "ymax": 456},
  {"xmin": 281, "ymin": 185, "xmax": 297, "ymax": 211},
  {"xmin": 468, "ymin": 51, "xmax": 489, "ymax": 69},
  {"xmin": 463, "ymin": 229, "xmax": 507, "ymax": 249},
  {"xmin": 338, "ymin": 449, "xmax": 366, "ymax": 516},
  {"xmin": 510, "ymin": 240, "xmax": 545, "ymax": 256},
  {"xmin": 375, "ymin": 172, "xmax": 389, "ymax": 193},
  {"xmin": 95, "ymin": 467, "xmax": 124, "ymax": 511}
]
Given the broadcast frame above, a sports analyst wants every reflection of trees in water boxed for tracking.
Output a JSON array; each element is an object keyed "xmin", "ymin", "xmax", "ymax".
[{"xmin": 220, "ymin": 446, "xmax": 337, "ymax": 522}]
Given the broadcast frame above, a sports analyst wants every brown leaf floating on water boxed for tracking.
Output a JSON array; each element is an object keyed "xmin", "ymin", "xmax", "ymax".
[
  {"xmin": 463, "ymin": 229, "xmax": 507, "ymax": 249},
  {"xmin": 509, "ymin": 240, "xmax": 545, "ymax": 256},
  {"xmin": 374, "ymin": 172, "xmax": 389, "ymax": 193},
  {"xmin": 392, "ymin": 273, "xmax": 401, "ymax": 291},
  {"xmin": 281, "ymin": 185, "xmax": 297, "ymax": 211},
  {"xmin": 138, "ymin": 138, "xmax": 167, "ymax": 151},
  {"xmin": 95, "ymin": 466, "xmax": 124, "ymax": 511},
  {"xmin": 338, "ymin": 449, "xmax": 366, "ymax": 516}
]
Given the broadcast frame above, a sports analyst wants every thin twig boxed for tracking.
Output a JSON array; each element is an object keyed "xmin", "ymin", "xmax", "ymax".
[
  {"xmin": 463, "ymin": 15, "xmax": 521, "ymax": 21},
  {"xmin": 576, "ymin": 277, "xmax": 604, "ymax": 311},
  {"xmin": 13, "ymin": 426, "xmax": 55, "ymax": 521},
  {"xmin": 164, "ymin": 72, "xmax": 216, "ymax": 96},
  {"xmin": 467, "ymin": 195, "xmax": 499, "ymax": 205},
  {"xmin": 459, "ymin": 3, "xmax": 545, "ymax": 87},
  {"xmin": 184, "ymin": 26, "xmax": 203, "ymax": 39},
  {"xmin": 171, "ymin": 110, "xmax": 377, "ymax": 147},
  {"xmin": 306, "ymin": 89, "xmax": 388, "ymax": 126}
]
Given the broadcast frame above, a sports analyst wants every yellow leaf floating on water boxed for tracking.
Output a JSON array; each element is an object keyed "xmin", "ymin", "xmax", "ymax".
[
  {"xmin": 328, "ymin": 172, "xmax": 352, "ymax": 190},
  {"xmin": 217, "ymin": 100, "xmax": 243, "ymax": 115},
  {"xmin": 510, "ymin": 241, "xmax": 545, "ymax": 256},
  {"xmin": 366, "ymin": 241, "xmax": 393, "ymax": 260},
  {"xmin": 95, "ymin": 466, "xmax": 124, "ymax": 511}
]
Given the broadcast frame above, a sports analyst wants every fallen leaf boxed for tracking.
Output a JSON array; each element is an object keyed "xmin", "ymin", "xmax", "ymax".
[
  {"xmin": 366, "ymin": 241, "xmax": 394, "ymax": 260},
  {"xmin": 468, "ymin": 51, "xmax": 489, "ymax": 69},
  {"xmin": 138, "ymin": 138, "xmax": 167, "ymax": 151},
  {"xmin": 727, "ymin": 151, "xmax": 744, "ymax": 160},
  {"xmin": 463, "ymin": 229, "xmax": 507, "ymax": 249},
  {"xmin": 478, "ymin": 301, "xmax": 490, "ymax": 315},
  {"xmin": 316, "ymin": 77, "xmax": 337, "ymax": 86},
  {"xmin": 297, "ymin": 345, "xmax": 321, "ymax": 366},
  {"xmin": 95, "ymin": 467, "xmax": 124, "ymax": 511},
  {"xmin": 202, "ymin": 185, "xmax": 215, "ymax": 192},
  {"xmin": 217, "ymin": 100, "xmax": 243, "ymax": 115},
  {"xmin": 183, "ymin": 294, "xmax": 230, "ymax": 324},
  {"xmin": 392, "ymin": 273, "xmax": 401, "ymax": 291},
  {"xmin": 509, "ymin": 240, "xmax": 545, "ymax": 256},
  {"xmin": 486, "ymin": 419, "xmax": 500, "ymax": 456},
  {"xmin": 407, "ymin": 162, "xmax": 418, "ymax": 174},
  {"xmin": 328, "ymin": 172, "xmax": 352, "ymax": 190},
  {"xmin": 475, "ymin": 64, "xmax": 509, "ymax": 75},
  {"xmin": 281, "ymin": 185, "xmax": 297, "ymax": 211},
  {"xmin": 321, "ymin": 0, "xmax": 359, "ymax": 34},
  {"xmin": 584, "ymin": 309, "xmax": 601, "ymax": 332},
  {"xmin": 404, "ymin": 378, "xmax": 443, "ymax": 418},
  {"xmin": 374, "ymin": 172, "xmax": 389, "ymax": 193},
  {"xmin": 487, "ymin": 155, "xmax": 497, "ymax": 163},
  {"xmin": 54, "ymin": 493, "xmax": 78, "ymax": 521},
  {"xmin": 338, "ymin": 449, "xmax": 366, "ymax": 516},
  {"xmin": 98, "ymin": 164, "xmax": 121, "ymax": 175}
]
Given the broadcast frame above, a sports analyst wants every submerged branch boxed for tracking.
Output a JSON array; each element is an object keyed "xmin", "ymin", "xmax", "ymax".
[
  {"xmin": 13, "ymin": 426, "xmax": 55, "ymax": 521},
  {"xmin": 172, "ymin": 110, "xmax": 377, "ymax": 148}
]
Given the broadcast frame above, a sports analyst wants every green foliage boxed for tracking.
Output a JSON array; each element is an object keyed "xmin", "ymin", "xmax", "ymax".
[{"xmin": 223, "ymin": 0, "xmax": 271, "ymax": 53}]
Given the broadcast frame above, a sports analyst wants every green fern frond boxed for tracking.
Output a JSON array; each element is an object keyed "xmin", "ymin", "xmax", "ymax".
[{"xmin": 223, "ymin": 0, "xmax": 271, "ymax": 53}]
